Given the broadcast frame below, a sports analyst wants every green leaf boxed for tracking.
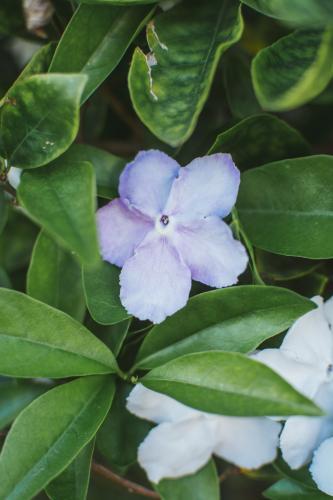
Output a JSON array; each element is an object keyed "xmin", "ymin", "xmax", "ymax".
[
  {"xmin": 241, "ymin": 0, "xmax": 333, "ymax": 26},
  {"xmin": 59, "ymin": 144, "xmax": 126, "ymax": 199},
  {"xmin": 264, "ymin": 479, "xmax": 330, "ymax": 499},
  {"xmin": 209, "ymin": 114, "xmax": 310, "ymax": 169},
  {"xmin": 50, "ymin": 4, "xmax": 153, "ymax": 102},
  {"xmin": 96, "ymin": 383, "xmax": 152, "ymax": 469},
  {"xmin": 0, "ymin": 380, "xmax": 46, "ymax": 430},
  {"xmin": 27, "ymin": 230, "xmax": 85, "ymax": 321},
  {"xmin": 0, "ymin": 0, "xmax": 25, "ymax": 35},
  {"xmin": 79, "ymin": 0, "xmax": 157, "ymax": 4},
  {"xmin": 252, "ymin": 29, "xmax": 333, "ymax": 111},
  {"xmin": 0, "ymin": 288, "xmax": 118, "ymax": 378},
  {"xmin": 141, "ymin": 351, "xmax": 322, "ymax": 417},
  {"xmin": 0, "ymin": 74, "xmax": 87, "ymax": 169},
  {"xmin": 135, "ymin": 286, "xmax": 315, "ymax": 370},
  {"xmin": 0, "ymin": 267, "xmax": 11, "ymax": 289},
  {"xmin": 223, "ymin": 50, "xmax": 261, "ymax": 119},
  {"xmin": 18, "ymin": 157, "xmax": 99, "ymax": 265},
  {"xmin": 96, "ymin": 319, "xmax": 131, "ymax": 357},
  {"xmin": 155, "ymin": 460, "xmax": 219, "ymax": 500},
  {"xmin": 237, "ymin": 155, "xmax": 333, "ymax": 258},
  {"xmin": 0, "ymin": 376, "xmax": 115, "ymax": 500},
  {"xmin": 83, "ymin": 260, "xmax": 129, "ymax": 325},
  {"xmin": 0, "ymin": 187, "xmax": 8, "ymax": 235},
  {"xmin": 46, "ymin": 440, "xmax": 95, "ymax": 500},
  {"xmin": 128, "ymin": 0, "xmax": 243, "ymax": 147}
]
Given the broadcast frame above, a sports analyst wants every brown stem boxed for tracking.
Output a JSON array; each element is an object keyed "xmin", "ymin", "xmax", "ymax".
[
  {"xmin": 91, "ymin": 462, "xmax": 160, "ymax": 499},
  {"xmin": 219, "ymin": 466, "xmax": 241, "ymax": 483}
]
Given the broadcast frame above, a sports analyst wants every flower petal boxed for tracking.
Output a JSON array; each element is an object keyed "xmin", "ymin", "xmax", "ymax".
[
  {"xmin": 172, "ymin": 217, "xmax": 248, "ymax": 288},
  {"xmin": 165, "ymin": 154, "xmax": 240, "ymax": 220},
  {"xmin": 281, "ymin": 296, "xmax": 333, "ymax": 370},
  {"xmin": 310, "ymin": 437, "xmax": 333, "ymax": 495},
  {"xmin": 138, "ymin": 417, "xmax": 215, "ymax": 483},
  {"xmin": 120, "ymin": 232, "xmax": 191, "ymax": 323},
  {"xmin": 97, "ymin": 198, "xmax": 153, "ymax": 267},
  {"xmin": 280, "ymin": 416, "xmax": 333, "ymax": 469},
  {"xmin": 119, "ymin": 150, "xmax": 180, "ymax": 217},
  {"xmin": 212, "ymin": 416, "xmax": 281, "ymax": 469},
  {"xmin": 253, "ymin": 349, "xmax": 324, "ymax": 399},
  {"xmin": 126, "ymin": 384, "xmax": 199, "ymax": 424}
]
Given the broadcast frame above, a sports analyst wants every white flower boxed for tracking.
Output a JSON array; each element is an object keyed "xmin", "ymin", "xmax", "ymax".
[
  {"xmin": 253, "ymin": 296, "xmax": 333, "ymax": 495},
  {"xmin": 7, "ymin": 167, "xmax": 22, "ymax": 190},
  {"xmin": 126, "ymin": 384, "xmax": 281, "ymax": 483}
]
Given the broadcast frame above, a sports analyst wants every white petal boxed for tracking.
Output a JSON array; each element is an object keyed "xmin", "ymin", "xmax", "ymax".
[
  {"xmin": 310, "ymin": 437, "xmax": 333, "ymax": 495},
  {"xmin": 126, "ymin": 384, "xmax": 199, "ymax": 424},
  {"xmin": 212, "ymin": 416, "xmax": 281, "ymax": 469},
  {"xmin": 138, "ymin": 417, "xmax": 215, "ymax": 483},
  {"xmin": 7, "ymin": 167, "xmax": 22, "ymax": 189}
]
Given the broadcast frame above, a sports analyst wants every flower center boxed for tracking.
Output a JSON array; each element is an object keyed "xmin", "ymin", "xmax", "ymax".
[{"xmin": 160, "ymin": 214, "xmax": 169, "ymax": 226}]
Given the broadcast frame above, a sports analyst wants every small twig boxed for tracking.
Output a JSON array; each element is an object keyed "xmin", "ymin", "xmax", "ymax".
[
  {"xmin": 219, "ymin": 466, "xmax": 241, "ymax": 483},
  {"xmin": 91, "ymin": 462, "xmax": 160, "ymax": 499}
]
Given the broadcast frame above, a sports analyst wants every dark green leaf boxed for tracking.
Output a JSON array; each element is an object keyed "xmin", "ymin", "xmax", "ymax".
[
  {"xmin": 129, "ymin": 0, "xmax": 243, "ymax": 146},
  {"xmin": 0, "ymin": 267, "xmax": 11, "ymax": 289},
  {"xmin": 155, "ymin": 460, "xmax": 219, "ymax": 500},
  {"xmin": 46, "ymin": 440, "xmax": 95, "ymax": 500},
  {"xmin": 135, "ymin": 286, "xmax": 315, "ymax": 370},
  {"xmin": 18, "ymin": 157, "xmax": 99, "ymax": 265},
  {"xmin": 0, "ymin": 288, "xmax": 118, "ymax": 378},
  {"xmin": 209, "ymin": 114, "xmax": 310, "ymax": 169},
  {"xmin": 264, "ymin": 479, "xmax": 330, "ymax": 499},
  {"xmin": 0, "ymin": 74, "xmax": 87, "ymax": 168},
  {"xmin": 237, "ymin": 155, "xmax": 333, "ymax": 258},
  {"xmin": 141, "ymin": 351, "xmax": 321, "ymax": 417},
  {"xmin": 83, "ymin": 260, "xmax": 129, "ymax": 325},
  {"xmin": 50, "ymin": 4, "xmax": 153, "ymax": 102},
  {"xmin": 252, "ymin": 29, "xmax": 333, "ymax": 111},
  {"xmin": 0, "ymin": 380, "xmax": 46, "ymax": 430},
  {"xmin": 27, "ymin": 230, "xmax": 85, "ymax": 321},
  {"xmin": 0, "ymin": 376, "xmax": 115, "ymax": 500},
  {"xmin": 0, "ymin": 187, "xmax": 8, "ymax": 235}
]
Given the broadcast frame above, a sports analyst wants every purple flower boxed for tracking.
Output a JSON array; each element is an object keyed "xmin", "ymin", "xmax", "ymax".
[{"xmin": 97, "ymin": 150, "xmax": 248, "ymax": 323}]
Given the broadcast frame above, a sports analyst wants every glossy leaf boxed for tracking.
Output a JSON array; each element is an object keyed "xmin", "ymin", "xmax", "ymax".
[
  {"xmin": 129, "ymin": 0, "xmax": 243, "ymax": 146},
  {"xmin": 0, "ymin": 288, "xmax": 118, "ymax": 378},
  {"xmin": 264, "ymin": 479, "xmax": 330, "ymax": 499},
  {"xmin": 241, "ymin": 0, "xmax": 333, "ymax": 26},
  {"xmin": 0, "ymin": 74, "xmax": 87, "ymax": 168},
  {"xmin": 27, "ymin": 231, "xmax": 85, "ymax": 321},
  {"xmin": 18, "ymin": 157, "xmax": 99, "ymax": 265},
  {"xmin": 60, "ymin": 144, "xmax": 126, "ymax": 199},
  {"xmin": 83, "ymin": 260, "xmax": 129, "ymax": 325},
  {"xmin": 209, "ymin": 114, "xmax": 310, "ymax": 169},
  {"xmin": 237, "ymin": 155, "xmax": 333, "ymax": 258},
  {"xmin": 141, "ymin": 351, "xmax": 322, "ymax": 417},
  {"xmin": 155, "ymin": 460, "xmax": 219, "ymax": 500},
  {"xmin": 50, "ymin": 4, "xmax": 153, "ymax": 102},
  {"xmin": 135, "ymin": 286, "xmax": 315, "ymax": 370},
  {"xmin": 0, "ymin": 376, "xmax": 115, "ymax": 500},
  {"xmin": 252, "ymin": 29, "xmax": 333, "ymax": 111},
  {"xmin": 0, "ymin": 380, "xmax": 46, "ymax": 430},
  {"xmin": 46, "ymin": 440, "xmax": 95, "ymax": 500}
]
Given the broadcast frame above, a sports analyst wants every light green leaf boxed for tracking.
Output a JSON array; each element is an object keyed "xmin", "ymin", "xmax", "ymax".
[
  {"xmin": 0, "ymin": 380, "xmax": 46, "ymax": 430},
  {"xmin": 46, "ymin": 440, "xmax": 95, "ymax": 500},
  {"xmin": 27, "ymin": 231, "xmax": 86, "ymax": 321},
  {"xmin": 83, "ymin": 260, "xmax": 129, "ymax": 325},
  {"xmin": 50, "ymin": 4, "xmax": 153, "ymax": 102},
  {"xmin": 18, "ymin": 157, "xmax": 99, "ymax": 265},
  {"xmin": 237, "ymin": 155, "xmax": 333, "ymax": 258},
  {"xmin": 155, "ymin": 461, "xmax": 219, "ymax": 500},
  {"xmin": 59, "ymin": 144, "xmax": 126, "ymax": 199},
  {"xmin": 0, "ymin": 74, "xmax": 87, "ymax": 169},
  {"xmin": 135, "ymin": 286, "xmax": 315, "ymax": 370},
  {"xmin": 0, "ymin": 376, "xmax": 115, "ymax": 500},
  {"xmin": 264, "ymin": 479, "xmax": 330, "ymax": 499},
  {"xmin": 0, "ymin": 288, "xmax": 118, "ymax": 378},
  {"xmin": 252, "ymin": 29, "xmax": 333, "ymax": 111},
  {"xmin": 209, "ymin": 114, "xmax": 310, "ymax": 169},
  {"xmin": 129, "ymin": 0, "xmax": 243, "ymax": 147},
  {"xmin": 0, "ymin": 187, "xmax": 8, "ymax": 235},
  {"xmin": 141, "ymin": 351, "xmax": 322, "ymax": 416},
  {"xmin": 241, "ymin": 0, "xmax": 333, "ymax": 26}
]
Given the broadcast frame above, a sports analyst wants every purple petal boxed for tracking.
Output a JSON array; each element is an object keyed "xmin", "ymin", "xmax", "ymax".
[
  {"xmin": 173, "ymin": 217, "xmax": 248, "ymax": 288},
  {"xmin": 120, "ymin": 232, "xmax": 191, "ymax": 323},
  {"xmin": 97, "ymin": 198, "xmax": 153, "ymax": 267},
  {"xmin": 165, "ymin": 154, "xmax": 240, "ymax": 221},
  {"xmin": 119, "ymin": 150, "xmax": 180, "ymax": 218}
]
